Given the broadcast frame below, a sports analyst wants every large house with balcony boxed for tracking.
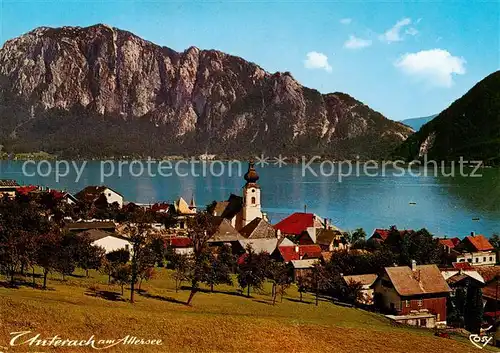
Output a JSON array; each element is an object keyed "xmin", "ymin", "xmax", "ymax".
[{"xmin": 372, "ymin": 262, "xmax": 451, "ymax": 328}]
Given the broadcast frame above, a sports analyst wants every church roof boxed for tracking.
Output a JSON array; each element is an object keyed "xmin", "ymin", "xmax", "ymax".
[
  {"xmin": 174, "ymin": 197, "xmax": 196, "ymax": 215},
  {"xmin": 239, "ymin": 218, "xmax": 277, "ymax": 239},
  {"xmin": 208, "ymin": 217, "xmax": 244, "ymax": 242},
  {"xmin": 220, "ymin": 194, "xmax": 243, "ymax": 219}
]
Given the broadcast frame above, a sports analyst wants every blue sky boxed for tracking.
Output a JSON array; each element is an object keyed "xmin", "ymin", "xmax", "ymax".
[{"xmin": 0, "ymin": 0, "xmax": 498, "ymax": 121}]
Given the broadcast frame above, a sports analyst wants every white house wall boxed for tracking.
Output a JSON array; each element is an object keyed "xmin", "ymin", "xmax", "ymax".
[{"xmin": 92, "ymin": 236, "xmax": 131, "ymax": 254}]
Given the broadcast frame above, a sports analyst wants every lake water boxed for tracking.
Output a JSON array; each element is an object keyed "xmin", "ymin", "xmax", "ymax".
[{"xmin": 0, "ymin": 160, "xmax": 499, "ymax": 237}]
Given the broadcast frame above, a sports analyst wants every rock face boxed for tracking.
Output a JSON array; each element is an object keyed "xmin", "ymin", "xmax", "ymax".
[
  {"xmin": 394, "ymin": 71, "xmax": 500, "ymax": 163},
  {"xmin": 0, "ymin": 24, "xmax": 412, "ymax": 158}
]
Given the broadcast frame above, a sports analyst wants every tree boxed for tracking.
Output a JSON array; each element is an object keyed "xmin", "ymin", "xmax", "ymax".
[
  {"xmin": 55, "ymin": 233, "xmax": 81, "ymax": 280},
  {"xmin": 267, "ymin": 261, "xmax": 291, "ymax": 305},
  {"xmin": 169, "ymin": 252, "xmax": 191, "ymax": 292},
  {"xmin": 218, "ymin": 244, "xmax": 236, "ymax": 273},
  {"xmin": 464, "ymin": 284, "xmax": 484, "ymax": 333},
  {"xmin": 309, "ymin": 263, "xmax": 331, "ymax": 306},
  {"xmin": 490, "ymin": 234, "xmax": 500, "ymax": 264},
  {"xmin": 350, "ymin": 228, "xmax": 367, "ymax": 249},
  {"xmin": 137, "ymin": 267, "xmax": 156, "ymax": 291},
  {"xmin": 77, "ymin": 235, "xmax": 105, "ymax": 277},
  {"xmin": 297, "ymin": 276, "xmax": 308, "ymax": 302},
  {"xmin": 237, "ymin": 245, "xmax": 270, "ymax": 298},
  {"xmin": 0, "ymin": 198, "xmax": 51, "ymax": 284},
  {"xmin": 102, "ymin": 248, "xmax": 130, "ymax": 283},
  {"xmin": 36, "ymin": 231, "xmax": 63, "ymax": 289},
  {"xmin": 342, "ymin": 280, "xmax": 363, "ymax": 304},
  {"xmin": 122, "ymin": 219, "xmax": 156, "ymax": 303},
  {"xmin": 106, "ymin": 248, "xmax": 130, "ymax": 264},
  {"xmin": 186, "ymin": 212, "xmax": 217, "ymax": 305},
  {"xmin": 112, "ymin": 264, "xmax": 132, "ymax": 295},
  {"xmin": 203, "ymin": 248, "xmax": 233, "ymax": 292},
  {"xmin": 447, "ymin": 287, "xmax": 466, "ymax": 328}
]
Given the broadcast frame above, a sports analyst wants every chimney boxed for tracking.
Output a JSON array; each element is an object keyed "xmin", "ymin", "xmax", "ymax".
[
  {"xmin": 304, "ymin": 204, "xmax": 307, "ymax": 213},
  {"xmin": 471, "ymin": 231, "xmax": 475, "ymax": 237},
  {"xmin": 324, "ymin": 218, "xmax": 329, "ymax": 229},
  {"xmin": 411, "ymin": 259, "xmax": 417, "ymax": 271}
]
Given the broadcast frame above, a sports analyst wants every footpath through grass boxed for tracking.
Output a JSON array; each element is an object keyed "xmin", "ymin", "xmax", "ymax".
[{"xmin": 0, "ymin": 268, "xmax": 481, "ymax": 353}]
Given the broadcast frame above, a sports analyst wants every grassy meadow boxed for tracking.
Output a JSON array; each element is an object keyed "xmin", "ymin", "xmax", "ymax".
[{"xmin": 0, "ymin": 268, "xmax": 484, "ymax": 353}]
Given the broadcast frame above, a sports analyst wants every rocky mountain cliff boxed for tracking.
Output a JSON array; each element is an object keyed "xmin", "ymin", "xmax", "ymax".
[
  {"xmin": 394, "ymin": 71, "xmax": 500, "ymax": 164},
  {"xmin": 0, "ymin": 24, "xmax": 412, "ymax": 158}
]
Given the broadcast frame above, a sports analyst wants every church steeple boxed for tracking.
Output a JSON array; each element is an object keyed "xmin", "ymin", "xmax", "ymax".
[
  {"xmin": 241, "ymin": 161, "xmax": 262, "ymax": 227},
  {"xmin": 244, "ymin": 161, "xmax": 259, "ymax": 184}
]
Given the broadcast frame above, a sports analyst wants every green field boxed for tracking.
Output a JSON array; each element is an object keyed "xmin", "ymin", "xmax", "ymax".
[{"xmin": 0, "ymin": 268, "xmax": 482, "ymax": 353}]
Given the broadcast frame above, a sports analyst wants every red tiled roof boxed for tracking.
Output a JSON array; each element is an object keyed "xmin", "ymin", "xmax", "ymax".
[
  {"xmin": 465, "ymin": 235, "xmax": 493, "ymax": 252},
  {"xmin": 151, "ymin": 202, "xmax": 170, "ymax": 212},
  {"xmin": 274, "ymin": 213, "xmax": 322, "ymax": 235},
  {"xmin": 482, "ymin": 282, "xmax": 500, "ymax": 300},
  {"xmin": 278, "ymin": 245, "xmax": 322, "ymax": 262},
  {"xmin": 439, "ymin": 239, "xmax": 456, "ymax": 248},
  {"xmin": 170, "ymin": 237, "xmax": 192, "ymax": 248},
  {"xmin": 452, "ymin": 262, "xmax": 474, "ymax": 270},
  {"xmin": 484, "ymin": 311, "xmax": 500, "ymax": 318},
  {"xmin": 50, "ymin": 189, "xmax": 66, "ymax": 199},
  {"xmin": 385, "ymin": 264, "xmax": 451, "ymax": 296},
  {"xmin": 16, "ymin": 185, "xmax": 38, "ymax": 195},
  {"xmin": 450, "ymin": 237, "xmax": 461, "ymax": 247},
  {"xmin": 373, "ymin": 228, "xmax": 390, "ymax": 240},
  {"xmin": 372, "ymin": 228, "xmax": 414, "ymax": 241}
]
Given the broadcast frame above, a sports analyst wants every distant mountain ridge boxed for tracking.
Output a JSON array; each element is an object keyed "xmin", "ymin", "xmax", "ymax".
[
  {"xmin": 401, "ymin": 115, "xmax": 437, "ymax": 131},
  {"xmin": 0, "ymin": 24, "xmax": 412, "ymax": 158},
  {"xmin": 394, "ymin": 71, "xmax": 500, "ymax": 163}
]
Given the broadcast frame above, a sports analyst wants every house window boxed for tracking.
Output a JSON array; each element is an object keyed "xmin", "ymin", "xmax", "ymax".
[
  {"xmin": 475, "ymin": 258, "xmax": 479, "ymax": 263},
  {"xmin": 125, "ymin": 244, "xmax": 129, "ymax": 251},
  {"xmin": 483, "ymin": 257, "xmax": 486, "ymax": 262},
  {"xmin": 251, "ymin": 197, "xmax": 256, "ymax": 204},
  {"xmin": 467, "ymin": 259, "xmax": 472, "ymax": 263},
  {"xmin": 417, "ymin": 299, "xmax": 423, "ymax": 307},
  {"xmin": 405, "ymin": 300, "xmax": 410, "ymax": 308},
  {"xmin": 108, "ymin": 193, "xmax": 111, "ymax": 197},
  {"xmin": 251, "ymin": 189, "xmax": 255, "ymax": 193},
  {"xmin": 490, "ymin": 257, "xmax": 493, "ymax": 262},
  {"xmin": 459, "ymin": 259, "xmax": 465, "ymax": 262}
]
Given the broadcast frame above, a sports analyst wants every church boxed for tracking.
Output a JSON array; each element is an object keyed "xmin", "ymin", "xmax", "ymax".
[{"xmin": 211, "ymin": 161, "xmax": 268, "ymax": 231}]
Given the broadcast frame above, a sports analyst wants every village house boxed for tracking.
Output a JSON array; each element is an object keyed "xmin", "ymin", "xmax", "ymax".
[
  {"xmin": 67, "ymin": 221, "xmax": 117, "ymax": 233},
  {"xmin": 77, "ymin": 229, "xmax": 131, "ymax": 254},
  {"xmin": 0, "ymin": 179, "xmax": 20, "ymax": 198},
  {"xmin": 274, "ymin": 212, "xmax": 326, "ymax": 238},
  {"xmin": 472, "ymin": 266, "xmax": 500, "ymax": 322},
  {"xmin": 75, "ymin": 186, "xmax": 124, "ymax": 208},
  {"xmin": 367, "ymin": 228, "xmax": 414, "ymax": 245},
  {"xmin": 150, "ymin": 202, "xmax": 171, "ymax": 213},
  {"xmin": 437, "ymin": 237, "xmax": 461, "ymax": 254},
  {"xmin": 272, "ymin": 244, "xmax": 323, "ymax": 263},
  {"xmin": 169, "ymin": 237, "xmax": 194, "ymax": 255},
  {"xmin": 16, "ymin": 185, "xmax": 78, "ymax": 205},
  {"xmin": 211, "ymin": 162, "xmax": 267, "ymax": 231},
  {"xmin": 342, "ymin": 274, "xmax": 377, "ymax": 305},
  {"xmin": 372, "ymin": 261, "xmax": 451, "ymax": 328},
  {"xmin": 290, "ymin": 259, "xmax": 319, "ymax": 281},
  {"xmin": 298, "ymin": 227, "xmax": 348, "ymax": 252},
  {"xmin": 453, "ymin": 233, "xmax": 496, "ymax": 266}
]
